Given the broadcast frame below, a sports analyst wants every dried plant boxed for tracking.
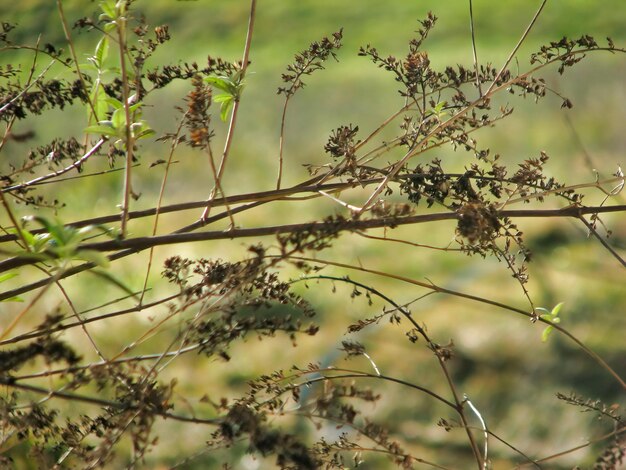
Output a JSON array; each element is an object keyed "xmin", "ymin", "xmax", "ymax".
[{"xmin": 0, "ymin": 1, "xmax": 624, "ymax": 468}]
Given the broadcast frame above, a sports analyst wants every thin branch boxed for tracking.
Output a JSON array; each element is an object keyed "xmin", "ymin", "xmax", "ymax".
[
  {"xmin": 2, "ymin": 139, "xmax": 105, "ymax": 193},
  {"xmin": 1, "ymin": 205, "xmax": 625, "ymax": 295},
  {"xmin": 484, "ymin": 0, "xmax": 548, "ymax": 96},
  {"xmin": 578, "ymin": 215, "xmax": 626, "ymax": 268},
  {"xmin": 0, "ymin": 60, "xmax": 55, "ymax": 115},
  {"xmin": 468, "ymin": 0, "xmax": 483, "ymax": 96},
  {"xmin": 201, "ymin": 0, "xmax": 257, "ymax": 220},
  {"xmin": 0, "ymin": 293, "xmax": 179, "ymax": 347},
  {"xmin": 285, "ymin": 255, "xmax": 626, "ymax": 389},
  {"xmin": 117, "ymin": 15, "xmax": 135, "ymax": 237}
]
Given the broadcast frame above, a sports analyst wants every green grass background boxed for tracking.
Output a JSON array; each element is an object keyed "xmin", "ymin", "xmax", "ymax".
[{"xmin": 1, "ymin": 1, "xmax": 625, "ymax": 468}]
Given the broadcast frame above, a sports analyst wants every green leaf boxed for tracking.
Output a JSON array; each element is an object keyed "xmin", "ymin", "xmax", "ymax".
[
  {"xmin": 541, "ymin": 325, "xmax": 554, "ymax": 342},
  {"xmin": 551, "ymin": 302, "xmax": 564, "ymax": 317},
  {"xmin": 19, "ymin": 229, "xmax": 36, "ymax": 248},
  {"xmin": 85, "ymin": 123, "xmax": 118, "ymax": 137},
  {"xmin": 99, "ymin": 0, "xmax": 116, "ymax": 20},
  {"xmin": 204, "ymin": 75, "xmax": 233, "ymax": 93},
  {"xmin": 103, "ymin": 21, "xmax": 117, "ymax": 33},
  {"xmin": 131, "ymin": 121, "xmax": 155, "ymax": 140},
  {"xmin": 88, "ymin": 81, "xmax": 108, "ymax": 123},
  {"xmin": 0, "ymin": 272, "xmax": 18, "ymax": 283},
  {"xmin": 94, "ymin": 36, "xmax": 109, "ymax": 68},
  {"xmin": 219, "ymin": 96, "xmax": 234, "ymax": 121},
  {"xmin": 111, "ymin": 107, "xmax": 126, "ymax": 129},
  {"xmin": 105, "ymin": 96, "xmax": 124, "ymax": 110}
]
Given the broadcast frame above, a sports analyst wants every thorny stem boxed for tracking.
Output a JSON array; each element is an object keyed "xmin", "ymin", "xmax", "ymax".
[{"xmin": 201, "ymin": 0, "xmax": 257, "ymax": 221}]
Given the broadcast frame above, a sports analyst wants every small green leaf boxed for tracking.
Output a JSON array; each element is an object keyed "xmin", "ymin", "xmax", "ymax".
[
  {"xmin": 541, "ymin": 325, "xmax": 554, "ymax": 342},
  {"xmin": 99, "ymin": 0, "xmax": 116, "ymax": 20},
  {"xmin": 0, "ymin": 272, "xmax": 18, "ymax": 283},
  {"xmin": 204, "ymin": 75, "xmax": 232, "ymax": 93},
  {"xmin": 85, "ymin": 123, "xmax": 118, "ymax": 137},
  {"xmin": 105, "ymin": 96, "xmax": 124, "ymax": 110},
  {"xmin": 131, "ymin": 121, "xmax": 155, "ymax": 140},
  {"xmin": 19, "ymin": 229, "xmax": 36, "ymax": 248},
  {"xmin": 103, "ymin": 21, "xmax": 117, "ymax": 33},
  {"xmin": 219, "ymin": 96, "xmax": 234, "ymax": 121},
  {"xmin": 89, "ymin": 81, "xmax": 109, "ymax": 123},
  {"xmin": 94, "ymin": 36, "xmax": 109, "ymax": 68},
  {"xmin": 551, "ymin": 302, "xmax": 564, "ymax": 317},
  {"xmin": 111, "ymin": 107, "xmax": 126, "ymax": 129},
  {"xmin": 128, "ymin": 102, "xmax": 142, "ymax": 115}
]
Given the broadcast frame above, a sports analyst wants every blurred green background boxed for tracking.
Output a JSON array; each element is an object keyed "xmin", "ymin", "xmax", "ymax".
[{"xmin": 1, "ymin": 1, "xmax": 625, "ymax": 468}]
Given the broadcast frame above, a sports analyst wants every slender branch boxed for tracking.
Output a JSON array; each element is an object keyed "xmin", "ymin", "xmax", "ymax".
[
  {"xmin": 285, "ymin": 255, "xmax": 626, "ymax": 389},
  {"xmin": 2, "ymin": 139, "xmax": 105, "ymax": 193},
  {"xmin": 530, "ymin": 425, "xmax": 626, "ymax": 465},
  {"xmin": 0, "ymin": 60, "xmax": 55, "ymax": 115},
  {"xmin": 297, "ymin": 275, "xmax": 483, "ymax": 463},
  {"xmin": 48, "ymin": 205, "xmax": 626, "ymax": 253},
  {"xmin": 0, "ymin": 376, "xmax": 221, "ymax": 426},
  {"xmin": 468, "ymin": 0, "xmax": 483, "ymax": 96},
  {"xmin": 276, "ymin": 97, "xmax": 290, "ymax": 189},
  {"xmin": 484, "ymin": 0, "xmax": 548, "ymax": 96},
  {"xmin": 117, "ymin": 15, "xmax": 135, "ymax": 237},
  {"xmin": 201, "ymin": 0, "xmax": 257, "ymax": 220},
  {"xmin": 289, "ymin": 368, "xmax": 457, "ymax": 410},
  {"xmin": 56, "ymin": 0, "xmax": 98, "ymax": 119},
  {"xmin": 1, "ymin": 204, "xmax": 625, "ymax": 282},
  {"xmin": 578, "ymin": 215, "xmax": 626, "ymax": 268},
  {"xmin": 0, "ymin": 293, "xmax": 179, "ymax": 346}
]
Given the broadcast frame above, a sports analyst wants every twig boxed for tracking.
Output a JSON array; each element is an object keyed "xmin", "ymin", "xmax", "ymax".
[
  {"xmin": 484, "ymin": 0, "xmax": 548, "ymax": 96},
  {"xmin": 578, "ymin": 215, "xmax": 626, "ymax": 268},
  {"xmin": 468, "ymin": 0, "xmax": 483, "ymax": 96},
  {"xmin": 0, "ymin": 60, "xmax": 55, "ymax": 115},
  {"xmin": 464, "ymin": 395, "xmax": 489, "ymax": 468},
  {"xmin": 201, "ymin": 0, "xmax": 257, "ymax": 220},
  {"xmin": 117, "ymin": 15, "xmax": 135, "ymax": 237},
  {"xmin": 286, "ymin": 255, "xmax": 626, "ymax": 390},
  {"xmin": 2, "ymin": 139, "xmax": 105, "ymax": 193}
]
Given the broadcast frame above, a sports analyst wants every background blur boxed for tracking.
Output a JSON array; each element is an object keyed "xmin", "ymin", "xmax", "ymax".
[{"xmin": 2, "ymin": 1, "xmax": 625, "ymax": 468}]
